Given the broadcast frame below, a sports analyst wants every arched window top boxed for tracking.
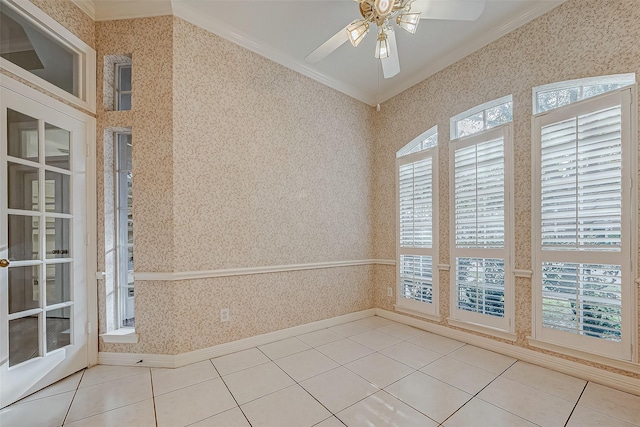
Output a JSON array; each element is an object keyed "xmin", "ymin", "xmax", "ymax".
[
  {"xmin": 533, "ymin": 73, "xmax": 635, "ymax": 114},
  {"xmin": 450, "ymin": 95, "xmax": 513, "ymax": 140},
  {"xmin": 396, "ymin": 125, "xmax": 438, "ymax": 158}
]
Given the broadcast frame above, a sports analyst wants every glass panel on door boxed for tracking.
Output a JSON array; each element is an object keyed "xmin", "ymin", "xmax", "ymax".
[{"xmin": 4, "ymin": 106, "xmax": 74, "ymax": 368}]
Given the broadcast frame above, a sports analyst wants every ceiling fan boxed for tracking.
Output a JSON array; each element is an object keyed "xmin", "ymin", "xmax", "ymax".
[{"xmin": 305, "ymin": 0, "xmax": 486, "ymax": 79}]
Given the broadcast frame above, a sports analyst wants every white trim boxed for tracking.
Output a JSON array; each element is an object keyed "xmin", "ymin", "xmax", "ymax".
[
  {"xmin": 133, "ymin": 259, "xmax": 395, "ymax": 281},
  {"xmin": 67, "ymin": 0, "xmax": 563, "ymax": 106},
  {"xmin": 101, "ymin": 328, "xmax": 138, "ymax": 344},
  {"xmin": 374, "ymin": 309, "xmax": 640, "ymax": 396},
  {"xmin": 532, "ymin": 73, "xmax": 636, "ymax": 113},
  {"xmin": 93, "ymin": 0, "xmax": 172, "ymax": 21},
  {"xmin": 0, "ymin": 0, "xmax": 96, "ymax": 114},
  {"xmin": 513, "ymin": 269, "xmax": 533, "ymax": 278},
  {"xmin": 446, "ymin": 317, "xmax": 518, "ymax": 342},
  {"xmin": 170, "ymin": 0, "xmax": 373, "ymax": 106},
  {"xmin": 98, "ymin": 309, "xmax": 376, "ymax": 368},
  {"xmin": 450, "ymin": 95, "xmax": 513, "ymax": 139},
  {"xmin": 394, "ymin": 305, "xmax": 442, "ymax": 323},
  {"xmin": 96, "ymin": 309, "xmax": 639, "ymax": 396},
  {"xmin": 70, "ymin": 0, "xmax": 95, "ymax": 20},
  {"xmin": 527, "ymin": 337, "xmax": 640, "ymax": 375}
]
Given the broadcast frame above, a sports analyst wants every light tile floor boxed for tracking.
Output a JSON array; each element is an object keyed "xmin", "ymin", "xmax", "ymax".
[{"xmin": 2, "ymin": 316, "xmax": 639, "ymax": 427}]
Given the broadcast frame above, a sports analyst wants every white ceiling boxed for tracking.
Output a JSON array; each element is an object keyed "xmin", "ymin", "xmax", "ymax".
[{"xmin": 80, "ymin": 0, "xmax": 565, "ymax": 106}]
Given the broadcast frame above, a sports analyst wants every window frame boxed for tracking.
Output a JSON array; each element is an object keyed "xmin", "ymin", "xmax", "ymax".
[
  {"xmin": 114, "ymin": 62, "xmax": 132, "ymax": 111},
  {"xmin": 533, "ymin": 73, "xmax": 636, "ymax": 114},
  {"xmin": 114, "ymin": 131, "xmax": 134, "ymax": 329},
  {"xmin": 450, "ymin": 95, "xmax": 513, "ymax": 140},
  {"xmin": 0, "ymin": 0, "xmax": 96, "ymax": 113},
  {"xmin": 449, "ymin": 123, "xmax": 515, "ymax": 334},
  {"xmin": 396, "ymin": 127, "xmax": 439, "ymax": 317},
  {"xmin": 531, "ymin": 85, "xmax": 638, "ymax": 362}
]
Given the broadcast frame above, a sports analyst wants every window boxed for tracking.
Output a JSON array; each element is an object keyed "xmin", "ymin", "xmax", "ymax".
[
  {"xmin": 115, "ymin": 132, "xmax": 134, "ymax": 327},
  {"xmin": 450, "ymin": 98, "xmax": 513, "ymax": 333},
  {"xmin": 396, "ymin": 127, "xmax": 439, "ymax": 316},
  {"xmin": 0, "ymin": 0, "xmax": 96, "ymax": 112},
  {"xmin": 532, "ymin": 82, "xmax": 636, "ymax": 361},
  {"xmin": 114, "ymin": 62, "xmax": 131, "ymax": 111},
  {"xmin": 534, "ymin": 74, "xmax": 635, "ymax": 114},
  {"xmin": 451, "ymin": 95, "xmax": 512, "ymax": 139}
]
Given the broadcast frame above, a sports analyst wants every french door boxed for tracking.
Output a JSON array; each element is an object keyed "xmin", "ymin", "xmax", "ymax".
[{"xmin": 1, "ymin": 84, "xmax": 90, "ymax": 408}]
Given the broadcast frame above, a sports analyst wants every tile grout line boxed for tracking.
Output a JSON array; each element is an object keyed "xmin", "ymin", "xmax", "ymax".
[
  {"xmin": 209, "ymin": 358, "xmax": 254, "ymax": 427},
  {"xmin": 563, "ymin": 381, "xmax": 589, "ymax": 427},
  {"xmin": 149, "ymin": 367, "xmax": 158, "ymax": 427},
  {"xmin": 437, "ymin": 357, "xmax": 520, "ymax": 426},
  {"xmin": 60, "ymin": 369, "xmax": 86, "ymax": 426}
]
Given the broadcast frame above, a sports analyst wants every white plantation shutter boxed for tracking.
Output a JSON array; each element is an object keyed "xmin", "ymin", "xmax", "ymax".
[
  {"xmin": 399, "ymin": 159, "xmax": 432, "ymax": 248},
  {"xmin": 450, "ymin": 124, "xmax": 512, "ymax": 331},
  {"xmin": 533, "ymin": 87, "xmax": 634, "ymax": 360},
  {"xmin": 541, "ymin": 106, "xmax": 622, "ymax": 251},
  {"xmin": 396, "ymin": 127, "xmax": 438, "ymax": 316},
  {"xmin": 454, "ymin": 138, "xmax": 505, "ymax": 249}
]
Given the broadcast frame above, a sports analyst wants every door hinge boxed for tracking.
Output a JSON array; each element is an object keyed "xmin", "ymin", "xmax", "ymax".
[
  {"xmin": 86, "ymin": 322, "xmax": 92, "ymax": 334},
  {"xmin": 84, "ymin": 141, "xmax": 89, "ymax": 157},
  {"xmin": 85, "ymin": 233, "xmax": 89, "ymax": 246}
]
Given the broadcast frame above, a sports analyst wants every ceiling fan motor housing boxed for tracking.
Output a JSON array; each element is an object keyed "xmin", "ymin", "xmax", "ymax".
[{"xmin": 360, "ymin": 0, "xmax": 405, "ymax": 25}]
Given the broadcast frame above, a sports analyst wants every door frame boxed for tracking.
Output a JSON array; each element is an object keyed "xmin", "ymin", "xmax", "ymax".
[{"xmin": 1, "ymin": 74, "xmax": 98, "ymax": 368}]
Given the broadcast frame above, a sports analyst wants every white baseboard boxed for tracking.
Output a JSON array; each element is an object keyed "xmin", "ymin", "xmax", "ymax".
[
  {"xmin": 99, "ymin": 307, "xmax": 639, "ymax": 397},
  {"xmin": 374, "ymin": 308, "xmax": 640, "ymax": 397},
  {"xmin": 98, "ymin": 308, "xmax": 376, "ymax": 368}
]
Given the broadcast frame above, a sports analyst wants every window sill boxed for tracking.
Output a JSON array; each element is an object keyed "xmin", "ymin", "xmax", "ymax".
[
  {"xmin": 446, "ymin": 317, "xmax": 517, "ymax": 342},
  {"xmin": 101, "ymin": 328, "xmax": 138, "ymax": 344}
]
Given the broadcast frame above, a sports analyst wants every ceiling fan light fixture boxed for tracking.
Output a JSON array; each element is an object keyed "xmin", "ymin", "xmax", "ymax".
[
  {"xmin": 375, "ymin": 31, "xmax": 390, "ymax": 59},
  {"xmin": 347, "ymin": 20, "xmax": 369, "ymax": 47},
  {"xmin": 396, "ymin": 12, "xmax": 420, "ymax": 34}
]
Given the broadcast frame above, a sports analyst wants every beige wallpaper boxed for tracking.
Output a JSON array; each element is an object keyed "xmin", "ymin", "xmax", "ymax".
[
  {"xmin": 95, "ymin": 16, "xmax": 176, "ymax": 350},
  {"xmin": 372, "ymin": 0, "xmax": 640, "ymax": 378},
  {"xmin": 98, "ymin": 16, "xmax": 377, "ymax": 353},
  {"xmin": 171, "ymin": 17, "xmax": 375, "ymax": 271}
]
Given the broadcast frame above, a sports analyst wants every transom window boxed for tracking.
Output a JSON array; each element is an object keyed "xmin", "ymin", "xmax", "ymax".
[
  {"xmin": 450, "ymin": 95, "xmax": 513, "ymax": 139},
  {"xmin": 396, "ymin": 126, "xmax": 439, "ymax": 316},
  {"xmin": 534, "ymin": 74, "xmax": 635, "ymax": 114},
  {"xmin": 0, "ymin": 0, "xmax": 96, "ymax": 112}
]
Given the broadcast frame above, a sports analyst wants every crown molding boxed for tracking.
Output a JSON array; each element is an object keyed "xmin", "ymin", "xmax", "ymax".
[
  {"xmin": 170, "ymin": 0, "xmax": 374, "ymax": 105},
  {"xmin": 69, "ymin": 0, "xmax": 565, "ymax": 106},
  {"xmin": 378, "ymin": 0, "xmax": 566, "ymax": 103},
  {"xmin": 94, "ymin": 0, "xmax": 172, "ymax": 21},
  {"xmin": 71, "ymin": 0, "xmax": 95, "ymax": 20}
]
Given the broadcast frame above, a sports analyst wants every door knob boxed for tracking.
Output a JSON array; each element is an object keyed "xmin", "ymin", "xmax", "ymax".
[{"xmin": 0, "ymin": 259, "xmax": 9, "ymax": 268}]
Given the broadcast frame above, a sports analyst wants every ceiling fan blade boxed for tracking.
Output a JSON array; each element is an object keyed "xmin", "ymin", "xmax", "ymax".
[
  {"xmin": 412, "ymin": 0, "xmax": 486, "ymax": 21},
  {"xmin": 305, "ymin": 24, "xmax": 350, "ymax": 64},
  {"xmin": 381, "ymin": 30, "xmax": 400, "ymax": 79}
]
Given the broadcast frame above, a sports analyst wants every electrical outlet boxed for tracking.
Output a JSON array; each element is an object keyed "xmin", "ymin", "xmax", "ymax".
[
  {"xmin": 220, "ymin": 308, "xmax": 230, "ymax": 322},
  {"xmin": 387, "ymin": 287, "xmax": 393, "ymax": 297}
]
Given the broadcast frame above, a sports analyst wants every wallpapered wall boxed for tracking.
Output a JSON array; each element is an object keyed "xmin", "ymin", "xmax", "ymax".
[
  {"xmin": 372, "ymin": 0, "xmax": 640, "ymax": 378},
  {"xmin": 95, "ymin": 16, "xmax": 377, "ymax": 354},
  {"xmin": 12, "ymin": 0, "xmax": 640, "ymax": 377}
]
